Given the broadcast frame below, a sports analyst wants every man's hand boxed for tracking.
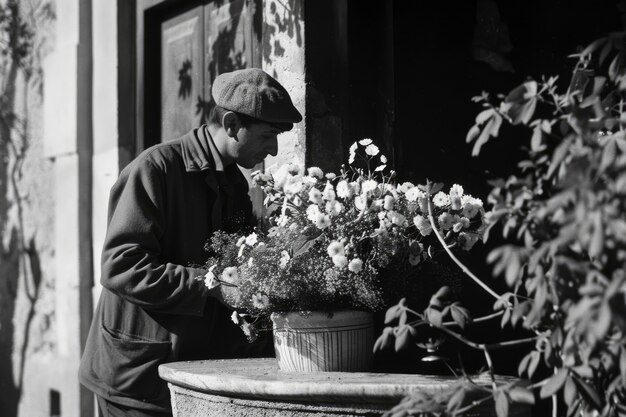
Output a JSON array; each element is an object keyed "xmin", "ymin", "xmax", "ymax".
[{"xmin": 204, "ymin": 267, "xmax": 241, "ymax": 310}]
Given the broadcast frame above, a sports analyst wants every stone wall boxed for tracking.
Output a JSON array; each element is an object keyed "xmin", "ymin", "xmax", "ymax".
[
  {"xmin": 0, "ymin": 1, "xmax": 58, "ymax": 417},
  {"xmin": 262, "ymin": 0, "xmax": 306, "ymax": 170}
]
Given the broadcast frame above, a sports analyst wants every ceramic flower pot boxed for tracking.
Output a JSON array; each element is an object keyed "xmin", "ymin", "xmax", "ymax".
[{"xmin": 270, "ymin": 310, "xmax": 374, "ymax": 372}]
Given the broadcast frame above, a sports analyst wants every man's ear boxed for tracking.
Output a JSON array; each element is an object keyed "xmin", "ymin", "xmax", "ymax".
[{"xmin": 221, "ymin": 111, "xmax": 240, "ymax": 139}]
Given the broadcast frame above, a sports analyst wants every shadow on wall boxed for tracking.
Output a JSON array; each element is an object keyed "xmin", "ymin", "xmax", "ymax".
[{"xmin": 0, "ymin": 1, "xmax": 55, "ymax": 416}]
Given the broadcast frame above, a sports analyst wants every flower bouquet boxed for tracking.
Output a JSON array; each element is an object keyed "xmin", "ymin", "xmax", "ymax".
[{"xmin": 203, "ymin": 139, "xmax": 486, "ymax": 371}]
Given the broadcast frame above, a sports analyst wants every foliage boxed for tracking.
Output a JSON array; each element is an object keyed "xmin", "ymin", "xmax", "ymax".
[
  {"xmin": 379, "ymin": 33, "xmax": 626, "ymax": 416},
  {"xmin": 204, "ymin": 140, "xmax": 486, "ymax": 338}
]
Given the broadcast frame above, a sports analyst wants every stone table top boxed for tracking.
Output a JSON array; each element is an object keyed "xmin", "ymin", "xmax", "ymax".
[{"xmin": 159, "ymin": 358, "xmax": 509, "ymax": 405}]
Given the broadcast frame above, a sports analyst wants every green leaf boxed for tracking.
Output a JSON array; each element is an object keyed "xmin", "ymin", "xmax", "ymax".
[
  {"xmin": 466, "ymin": 124, "xmax": 481, "ymax": 143},
  {"xmin": 501, "ymin": 308, "xmax": 511, "ymax": 328},
  {"xmin": 472, "ymin": 116, "xmax": 496, "ymax": 157},
  {"xmin": 599, "ymin": 137, "xmax": 617, "ymax": 174},
  {"xmin": 508, "ymin": 386, "xmax": 535, "ymax": 405},
  {"xmin": 588, "ymin": 212, "xmax": 604, "ymax": 259},
  {"xmin": 505, "ymin": 251, "xmax": 522, "ymax": 287},
  {"xmin": 571, "ymin": 373, "xmax": 602, "ymax": 409},
  {"xmin": 384, "ymin": 304, "xmax": 402, "ymax": 324},
  {"xmin": 580, "ymin": 38, "xmax": 606, "ymax": 57},
  {"xmin": 426, "ymin": 308, "xmax": 442, "ymax": 327},
  {"xmin": 546, "ymin": 137, "xmax": 572, "ymax": 179},
  {"xmin": 495, "ymin": 389, "xmax": 510, "ymax": 417},
  {"xmin": 450, "ymin": 305, "xmax": 471, "ymax": 329},
  {"xmin": 373, "ymin": 327, "xmax": 394, "ymax": 352},
  {"xmin": 540, "ymin": 368, "xmax": 568, "ymax": 399},
  {"xmin": 531, "ymin": 124, "xmax": 543, "ymax": 151},
  {"xmin": 476, "ymin": 108, "xmax": 496, "ymax": 125},
  {"xmin": 518, "ymin": 352, "xmax": 532, "ymax": 377},
  {"xmin": 394, "ymin": 325, "xmax": 413, "ymax": 352},
  {"xmin": 528, "ymin": 351, "xmax": 541, "ymax": 378},
  {"xmin": 563, "ymin": 376, "xmax": 577, "ymax": 407}
]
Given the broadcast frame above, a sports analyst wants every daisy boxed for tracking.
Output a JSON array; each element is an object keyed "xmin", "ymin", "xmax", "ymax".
[{"xmin": 348, "ymin": 258, "xmax": 363, "ymax": 273}]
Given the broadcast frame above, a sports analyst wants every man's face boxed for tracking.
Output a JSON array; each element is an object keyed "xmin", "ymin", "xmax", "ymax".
[{"xmin": 231, "ymin": 122, "xmax": 280, "ymax": 169}]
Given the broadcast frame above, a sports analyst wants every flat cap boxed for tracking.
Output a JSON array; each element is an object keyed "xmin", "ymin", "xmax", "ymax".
[{"xmin": 212, "ymin": 68, "xmax": 302, "ymax": 131}]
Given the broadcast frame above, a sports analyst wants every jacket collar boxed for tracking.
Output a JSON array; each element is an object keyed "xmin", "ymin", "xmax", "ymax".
[{"xmin": 180, "ymin": 125, "xmax": 246, "ymax": 185}]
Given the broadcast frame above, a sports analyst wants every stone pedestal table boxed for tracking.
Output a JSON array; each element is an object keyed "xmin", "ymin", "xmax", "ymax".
[{"xmin": 159, "ymin": 358, "xmax": 530, "ymax": 417}]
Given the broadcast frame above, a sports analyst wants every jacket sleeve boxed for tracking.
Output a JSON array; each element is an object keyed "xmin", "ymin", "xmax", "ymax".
[{"xmin": 100, "ymin": 157, "xmax": 210, "ymax": 316}]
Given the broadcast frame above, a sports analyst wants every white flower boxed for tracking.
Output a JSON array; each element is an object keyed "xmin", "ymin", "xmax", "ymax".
[
  {"xmin": 245, "ymin": 233, "xmax": 258, "ymax": 246},
  {"xmin": 307, "ymin": 166, "xmax": 324, "ymax": 179},
  {"xmin": 309, "ymin": 187, "xmax": 323, "ymax": 204},
  {"xmin": 272, "ymin": 165, "xmax": 290, "ymax": 190},
  {"xmin": 383, "ymin": 195, "xmax": 395, "ymax": 211},
  {"xmin": 326, "ymin": 200, "xmax": 343, "ymax": 216},
  {"xmin": 314, "ymin": 213, "xmax": 331, "ymax": 229},
  {"xmin": 303, "ymin": 176, "xmax": 318, "ymax": 186},
  {"xmin": 332, "ymin": 254, "xmax": 348, "ymax": 268},
  {"xmin": 252, "ymin": 293, "xmax": 270, "ymax": 310},
  {"xmin": 336, "ymin": 180, "xmax": 352, "ymax": 199},
  {"xmin": 306, "ymin": 204, "xmax": 321, "ymax": 221},
  {"xmin": 362, "ymin": 179, "xmax": 378, "ymax": 194},
  {"xmin": 450, "ymin": 184, "xmax": 464, "ymax": 197},
  {"xmin": 221, "ymin": 266, "xmax": 239, "ymax": 283},
  {"xmin": 348, "ymin": 142, "xmax": 358, "ymax": 164},
  {"xmin": 380, "ymin": 155, "xmax": 388, "ymax": 164},
  {"xmin": 365, "ymin": 144, "xmax": 380, "ymax": 156},
  {"xmin": 292, "ymin": 195, "xmax": 303, "ymax": 206},
  {"xmin": 389, "ymin": 211, "xmax": 406, "ymax": 227},
  {"xmin": 438, "ymin": 212, "xmax": 456, "ymax": 231},
  {"xmin": 284, "ymin": 177, "xmax": 304, "ymax": 195},
  {"xmin": 433, "ymin": 192, "xmax": 451, "ymax": 208},
  {"xmin": 276, "ymin": 214, "xmax": 289, "ymax": 227},
  {"xmin": 398, "ymin": 182, "xmax": 415, "ymax": 194},
  {"xmin": 327, "ymin": 241, "xmax": 345, "ymax": 257},
  {"xmin": 450, "ymin": 194, "xmax": 462, "ymax": 210},
  {"xmin": 453, "ymin": 217, "xmax": 470, "ymax": 232},
  {"xmin": 287, "ymin": 163, "xmax": 303, "ymax": 176},
  {"xmin": 348, "ymin": 258, "xmax": 363, "ymax": 273},
  {"xmin": 204, "ymin": 265, "xmax": 219, "ymax": 289},
  {"xmin": 325, "ymin": 173, "xmax": 337, "ymax": 180},
  {"xmin": 231, "ymin": 311, "xmax": 240, "ymax": 324},
  {"xmin": 236, "ymin": 236, "xmax": 246, "ymax": 247},
  {"xmin": 414, "ymin": 215, "xmax": 433, "ymax": 236},
  {"xmin": 359, "ymin": 138, "xmax": 373, "ymax": 146},
  {"xmin": 355, "ymin": 195, "xmax": 367, "ymax": 211},
  {"xmin": 279, "ymin": 250, "xmax": 290, "ymax": 269},
  {"xmin": 405, "ymin": 187, "xmax": 424, "ymax": 202},
  {"xmin": 462, "ymin": 201, "xmax": 480, "ymax": 219},
  {"xmin": 322, "ymin": 182, "xmax": 336, "ymax": 201}
]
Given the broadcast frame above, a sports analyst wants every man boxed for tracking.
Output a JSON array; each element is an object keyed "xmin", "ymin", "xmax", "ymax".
[{"xmin": 79, "ymin": 68, "xmax": 302, "ymax": 416}]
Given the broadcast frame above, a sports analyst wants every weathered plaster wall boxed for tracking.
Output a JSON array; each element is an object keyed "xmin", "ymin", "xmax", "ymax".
[
  {"xmin": 91, "ymin": 0, "xmax": 118, "ymax": 304},
  {"xmin": 262, "ymin": 0, "xmax": 306, "ymax": 170},
  {"xmin": 0, "ymin": 1, "xmax": 58, "ymax": 417}
]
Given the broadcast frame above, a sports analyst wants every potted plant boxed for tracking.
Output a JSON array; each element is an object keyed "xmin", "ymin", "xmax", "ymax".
[
  {"xmin": 379, "ymin": 33, "xmax": 626, "ymax": 416},
  {"xmin": 203, "ymin": 140, "xmax": 486, "ymax": 372}
]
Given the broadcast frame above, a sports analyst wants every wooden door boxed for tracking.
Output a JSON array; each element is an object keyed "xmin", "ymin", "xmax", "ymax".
[
  {"xmin": 158, "ymin": 0, "xmax": 260, "ymax": 143},
  {"xmin": 161, "ymin": 6, "xmax": 205, "ymax": 141}
]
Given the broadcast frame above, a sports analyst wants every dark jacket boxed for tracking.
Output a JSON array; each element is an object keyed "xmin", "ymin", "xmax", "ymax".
[{"xmin": 79, "ymin": 127, "xmax": 268, "ymax": 412}]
